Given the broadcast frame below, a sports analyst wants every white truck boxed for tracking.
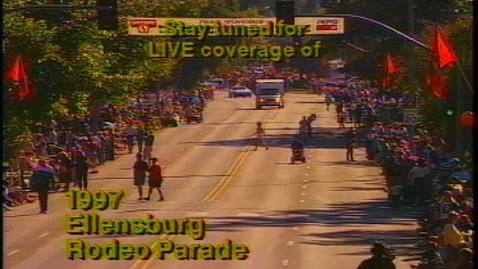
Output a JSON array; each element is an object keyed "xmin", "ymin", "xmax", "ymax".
[{"xmin": 254, "ymin": 79, "xmax": 285, "ymax": 109}]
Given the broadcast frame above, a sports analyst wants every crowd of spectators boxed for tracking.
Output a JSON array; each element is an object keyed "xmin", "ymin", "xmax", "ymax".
[
  {"xmin": 323, "ymin": 79, "xmax": 473, "ymax": 269},
  {"xmin": 3, "ymin": 89, "xmax": 212, "ymax": 211}
]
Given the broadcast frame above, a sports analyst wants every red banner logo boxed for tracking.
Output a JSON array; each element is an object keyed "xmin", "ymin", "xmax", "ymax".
[
  {"xmin": 316, "ymin": 20, "xmax": 338, "ymax": 31},
  {"xmin": 130, "ymin": 20, "xmax": 157, "ymax": 33}
]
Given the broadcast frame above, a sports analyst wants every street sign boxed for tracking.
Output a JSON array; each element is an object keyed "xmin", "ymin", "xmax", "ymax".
[
  {"xmin": 127, "ymin": 17, "xmax": 344, "ymax": 36},
  {"xmin": 402, "ymin": 108, "xmax": 422, "ymax": 123}
]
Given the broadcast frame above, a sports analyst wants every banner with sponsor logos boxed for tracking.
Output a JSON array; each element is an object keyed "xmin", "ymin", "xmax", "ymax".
[{"xmin": 128, "ymin": 17, "xmax": 344, "ymax": 36}]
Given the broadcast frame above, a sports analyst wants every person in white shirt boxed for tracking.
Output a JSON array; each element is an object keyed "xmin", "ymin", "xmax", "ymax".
[
  {"xmin": 407, "ymin": 159, "xmax": 430, "ymax": 206},
  {"xmin": 124, "ymin": 125, "xmax": 138, "ymax": 154},
  {"xmin": 46, "ymin": 128, "xmax": 57, "ymax": 144}
]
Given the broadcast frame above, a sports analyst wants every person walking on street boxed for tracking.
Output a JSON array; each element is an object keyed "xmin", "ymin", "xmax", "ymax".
[
  {"xmin": 57, "ymin": 151, "xmax": 73, "ymax": 192},
  {"xmin": 354, "ymin": 103, "xmax": 363, "ymax": 128},
  {"xmin": 124, "ymin": 123, "xmax": 137, "ymax": 154},
  {"xmin": 30, "ymin": 159, "xmax": 55, "ymax": 214},
  {"xmin": 252, "ymin": 122, "xmax": 269, "ymax": 151},
  {"xmin": 73, "ymin": 150, "xmax": 90, "ymax": 190},
  {"xmin": 338, "ymin": 112, "xmax": 346, "ymax": 129},
  {"xmin": 143, "ymin": 132, "xmax": 155, "ymax": 163},
  {"xmin": 136, "ymin": 127, "xmax": 145, "ymax": 154},
  {"xmin": 306, "ymin": 114, "xmax": 316, "ymax": 138},
  {"xmin": 346, "ymin": 127, "xmax": 356, "ymax": 162},
  {"xmin": 133, "ymin": 153, "xmax": 149, "ymax": 200},
  {"xmin": 145, "ymin": 157, "xmax": 164, "ymax": 201},
  {"xmin": 70, "ymin": 146, "xmax": 82, "ymax": 187},
  {"xmin": 299, "ymin": 116, "xmax": 307, "ymax": 138},
  {"xmin": 325, "ymin": 94, "xmax": 332, "ymax": 111},
  {"xmin": 336, "ymin": 101, "xmax": 344, "ymax": 116}
]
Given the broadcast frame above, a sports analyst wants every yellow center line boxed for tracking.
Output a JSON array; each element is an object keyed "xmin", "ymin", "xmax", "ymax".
[
  {"xmin": 200, "ymin": 145, "xmax": 250, "ymax": 203},
  {"xmin": 139, "ymin": 235, "xmax": 176, "ymax": 269},
  {"xmin": 202, "ymin": 108, "xmax": 280, "ymax": 202},
  {"xmin": 129, "ymin": 234, "xmax": 175, "ymax": 269},
  {"xmin": 204, "ymin": 146, "xmax": 253, "ymax": 202},
  {"xmin": 129, "ymin": 108, "xmax": 282, "ymax": 269}
]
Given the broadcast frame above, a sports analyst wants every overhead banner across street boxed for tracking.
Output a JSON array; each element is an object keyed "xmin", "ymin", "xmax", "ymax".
[{"xmin": 127, "ymin": 17, "xmax": 345, "ymax": 36}]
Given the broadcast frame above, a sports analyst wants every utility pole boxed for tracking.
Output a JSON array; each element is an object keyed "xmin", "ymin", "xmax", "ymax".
[
  {"xmin": 455, "ymin": 67, "xmax": 464, "ymax": 154},
  {"xmin": 407, "ymin": 0, "xmax": 415, "ymax": 89}
]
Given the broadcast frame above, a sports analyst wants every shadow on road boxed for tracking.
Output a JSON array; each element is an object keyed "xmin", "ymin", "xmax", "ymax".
[
  {"xmin": 203, "ymin": 199, "xmax": 421, "ymax": 255},
  {"xmin": 235, "ymin": 108, "xmax": 258, "ymax": 111},
  {"xmin": 331, "ymin": 186, "xmax": 385, "ymax": 192},
  {"xmin": 203, "ymin": 121, "xmax": 257, "ymax": 125},
  {"xmin": 164, "ymin": 175, "xmax": 228, "ymax": 179},
  {"xmin": 320, "ymin": 161, "xmax": 378, "ymax": 167},
  {"xmin": 295, "ymin": 101, "xmax": 325, "ymax": 104},
  {"xmin": 184, "ymin": 127, "xmax": 359, "ymax": 150}
]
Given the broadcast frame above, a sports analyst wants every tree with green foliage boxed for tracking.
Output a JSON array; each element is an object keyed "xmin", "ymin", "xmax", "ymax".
[{"xmin": 3, "ymin": 0, "xmax": 264, "ymax": 152}]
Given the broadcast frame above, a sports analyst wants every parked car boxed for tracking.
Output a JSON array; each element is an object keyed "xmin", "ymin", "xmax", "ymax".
[{"xmin": 229, "ymin": 86, "xmax": 253, "ymax": 98}]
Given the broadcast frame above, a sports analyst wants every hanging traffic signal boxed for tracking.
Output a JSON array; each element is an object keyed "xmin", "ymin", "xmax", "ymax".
[
  {"xmin": 445, "ymin": 109, "xmax": 454, "ymax": 117},
  {"xmin": 275, "ymin": 0, "xmax": 295, "ymax": 25},
  {"xmin": 97, "ymin": 0, "xmax": 118, "ymax": 30}
]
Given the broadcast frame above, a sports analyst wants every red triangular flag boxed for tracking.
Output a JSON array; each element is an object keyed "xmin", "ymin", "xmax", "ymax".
[
  {"xmin": 432, "ymin": 27, "xmax": 458, "ymax": 69},
  {"xmin": 7, "ymin": 55, "xmax": 27, "ymax": 82},
  {"xmin": 6, "ymin": 55, "xmax": 35, "ymax": 100}
]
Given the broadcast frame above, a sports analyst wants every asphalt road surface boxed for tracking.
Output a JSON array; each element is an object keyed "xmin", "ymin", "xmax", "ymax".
[{"xmin": 5, "ymin": 91, "xmax": 420, "ymax": 269}]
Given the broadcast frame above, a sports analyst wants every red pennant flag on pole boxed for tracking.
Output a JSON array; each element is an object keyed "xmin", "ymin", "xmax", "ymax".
[
  {"xmin": 432, "ymin": 27, "xmax": 458, "ymax": 69},
  {"xmin": 382, "ymin": 53, "xmax": 400, "ymax": 89},
  {"xmin": 385, "ymin": 53, "xmax": 400, "ymax": 74},
  {"xmin": 427, "ymin": 72, "xmax": 448, "ymax": 99},
  {"xmin": 6, "ymin": 55, "xmax": 35, "ymax": 100}
]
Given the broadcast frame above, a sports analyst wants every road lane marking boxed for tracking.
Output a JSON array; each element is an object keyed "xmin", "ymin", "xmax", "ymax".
[
  {"xmin": 185, "ymin": 212, "xmax": 210, "ymax": 217},
  {"xmin": 305, "ymin": 173, "xmax": 309, "ymax": 176},
  {"xmin": 201, "ymin": 109, "xmax": 277, "ymax": 203},
  {"xmin": 300, "ymin": 200, "xmax": 305, "ymax": 203},
  {"xmin": 129, "ymin": 234, "xmax": 173, "ymax": 269},
  {"xmin": 282, "ymin": 260, "xmax": 289, "ymax": 266},
  {"xmin": 300, "ymin": 192, "xmax": 305, "ymax": 196},
  {"xmin": 292, "ymin": 227, "xmax": 299, "ymax": 230},
  {"xmin": 38, "ymin": 233, "xmax": 48, "ymax": 238},
  {"xmin": 135, "ymin": 234, "xmax": 174, "ymax": 269},
  {"xmin": 339, "ymin": 215, "xmax": 362, "ymax": 219},
  {"xmin": 306, "ymin": 166, "xmax": 310, "ymax": 169},
  {"xmin": 302, "ymin": 186, "xmax": 307, "ymax": 189},
  {"xmin": 287, "ymin": 241, "xmax": 294, "ymax": 246},
  {"xmin": 202, "ymin": 145, "xmax": 252, "ymax": 202},
  {"xmin": 304, "ymin": 179, "xmax": 309, "ymax": 182},
  {"xmin": 7, "ymin": 250, "xmax": 19, "ymax": 256},
  {"xmin": 167, "ymin": 160, "xmax": 172, "ymax": 162},
  {"xmin": 236, "ymin": 212, "xmax": 260, "ymax": 217}
]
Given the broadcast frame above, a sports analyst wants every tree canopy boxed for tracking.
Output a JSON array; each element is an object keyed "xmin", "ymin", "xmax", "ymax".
[{"xmin": 3, "ymin": 0, "xmax": 262, "ymax": 143}]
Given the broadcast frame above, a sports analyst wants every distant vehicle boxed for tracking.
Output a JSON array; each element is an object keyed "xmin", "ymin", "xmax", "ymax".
[
  {"xmin": 254, "ymin": 79, "xmax": 285, "ymax": 109},
  {"xmin": 200, "ymin": 78, "xmax": 225, "ymax": 89},
  {"xmin": 229, "ymin": 86, "xmax": 253, "ymax": 98}
]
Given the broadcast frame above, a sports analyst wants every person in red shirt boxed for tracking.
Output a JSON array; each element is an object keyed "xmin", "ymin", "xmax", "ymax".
[{"xmin": 145, "ymin": 157, "xmax": 164, "ymax": 201}]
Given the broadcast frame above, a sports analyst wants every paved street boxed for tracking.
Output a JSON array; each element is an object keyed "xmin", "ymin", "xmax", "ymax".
[{"xmin": 5, "ymin": 92, "xmax": 419, "ymax": 269}]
